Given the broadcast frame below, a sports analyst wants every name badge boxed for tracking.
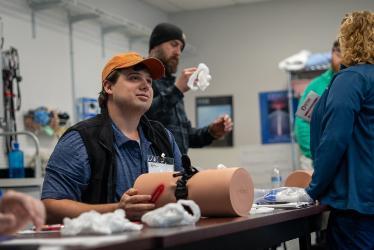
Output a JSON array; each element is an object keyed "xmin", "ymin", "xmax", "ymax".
[
  {"xmin": 147, "ymin": 155, "xmax": 174, "ymax": 173},
  {"xmin": 296, "ymin": 91, "xmax": 320, "ymax": 123}
]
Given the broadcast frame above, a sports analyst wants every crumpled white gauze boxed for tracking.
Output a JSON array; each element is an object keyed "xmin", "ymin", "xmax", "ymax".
[
  {"xmin": 141, "ymin": 199, "xmax": 201, "ymax": 228},
  {"xmin": 187, "ymin": 63, "xmax": 211, "ymax": 91},
  {"xmin": 61, "ymin": 209, "xmax": 142, "ymax": 235},
  {"xmin": 217, "ymin": 164, "xmax": 227, "ymax": 169},
  {"xmin": 278, "ymin": 50, "xmax": 311, "ymax": 71},
  {"xmin": 264, "ymin": 187, "xmax": 313, "ymax": 203}
]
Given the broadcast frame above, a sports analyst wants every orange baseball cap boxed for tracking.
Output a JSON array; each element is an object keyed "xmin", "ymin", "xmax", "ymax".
[{"xmin": 101, "ymin": 52, "xmax": 165, "ymax": 82}]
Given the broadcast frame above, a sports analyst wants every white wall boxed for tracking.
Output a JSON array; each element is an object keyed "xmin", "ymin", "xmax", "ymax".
[
  {"xmin": 0, "ymin": 0, "xmax": 167, "ymax": 169},
  {"xmin": 170, "ymin": 0, "xmax": 373, "ymax": 187}
]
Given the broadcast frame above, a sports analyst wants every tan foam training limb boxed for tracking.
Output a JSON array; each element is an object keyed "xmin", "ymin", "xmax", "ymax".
[
  {"xmin": 284, "ymin": 170, "xmax": 313, "ymax": 188},
  {"xmin": 133, "ymin": 167, "xmax": 254, "ymax": 217}
]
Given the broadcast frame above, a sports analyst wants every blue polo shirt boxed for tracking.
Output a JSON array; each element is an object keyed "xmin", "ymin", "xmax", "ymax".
[{"xmin": 42, "ymin": 123, "xmax": 182, "ymax": 202}]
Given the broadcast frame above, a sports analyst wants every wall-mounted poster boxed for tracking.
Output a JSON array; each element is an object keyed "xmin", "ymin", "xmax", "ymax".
[
  {"xmin": 259, "ymin": 90, "xmax": 297, "ymax": 144},
  {"xmin": 196, "ymin": 96, "xmax": 233, "ymax": 147}
]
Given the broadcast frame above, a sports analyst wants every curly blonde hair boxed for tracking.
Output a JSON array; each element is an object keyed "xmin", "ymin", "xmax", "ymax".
[{"xmin": 338, "ymin": 11, "xmax": 374, "ymax": 66}]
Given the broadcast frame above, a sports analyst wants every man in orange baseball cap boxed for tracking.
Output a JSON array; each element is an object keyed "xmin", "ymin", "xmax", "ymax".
[{"xmin": 41, "ymin": 52, "xmax": 183, "ymax": 223}]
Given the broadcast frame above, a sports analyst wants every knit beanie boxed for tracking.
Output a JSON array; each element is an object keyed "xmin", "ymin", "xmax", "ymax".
[{"xmin": 149, "ymin": 23, "xmax": 186, "ymax": 52}]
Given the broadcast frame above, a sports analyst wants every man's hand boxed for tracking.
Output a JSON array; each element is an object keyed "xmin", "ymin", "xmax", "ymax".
[
  {"xmin": 175, "ymin": 67, "xmax": 197, "ymax": 93},
  {"xmin": 0, "ymin": 190, "xmax": 46, "ymax": 235},
  {"xmin": 208, "ymin": 115, "xmax": 233, "ymax": 139},
  {"xmin": 118, "ymin": 188, "xmax": 155, "ymax": 221}
]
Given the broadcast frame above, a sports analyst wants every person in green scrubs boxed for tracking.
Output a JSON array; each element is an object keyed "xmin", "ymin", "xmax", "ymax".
[{"xmin": 294, "ymin": 40, "xmax": 342, "ymax": 168}]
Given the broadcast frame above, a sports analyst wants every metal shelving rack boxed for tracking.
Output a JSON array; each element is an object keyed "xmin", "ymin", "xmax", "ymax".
[
  {"xmin": 28, "ymin": 0, "xmax": 152, "ymax": 54},
  {"xmin": 286, "ymin": 65, "xmax": 329, "ymax": 171}
]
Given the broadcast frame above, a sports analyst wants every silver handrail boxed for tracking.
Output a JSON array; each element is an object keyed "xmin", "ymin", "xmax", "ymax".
[{"xmin": 0, "ymin": 131, "xmax": 41, "ymax": 178}]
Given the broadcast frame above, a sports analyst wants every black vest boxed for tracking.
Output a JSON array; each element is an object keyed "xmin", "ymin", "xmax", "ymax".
[{"xmin": 62, "ymin": 112, "xmax": 173, "ymax": 204}]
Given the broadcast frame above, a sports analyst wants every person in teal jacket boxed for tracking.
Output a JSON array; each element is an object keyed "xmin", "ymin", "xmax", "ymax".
[{"xmin": 294, "ymin": 41, "xmax": 341, "ymax": 166}]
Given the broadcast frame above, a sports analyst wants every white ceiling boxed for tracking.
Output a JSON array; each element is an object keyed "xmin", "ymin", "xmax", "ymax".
[{"xmin": 141, "ymin": 0, "xmax": 272, "ymax": 13}]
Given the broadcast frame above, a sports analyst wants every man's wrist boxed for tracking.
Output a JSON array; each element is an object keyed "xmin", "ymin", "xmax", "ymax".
[
  {"xmin": 175, "ymin": 82, "xmax": 188, "ymax": 93},
  {"xmin": 207, "ymin": 125, "xmax": 218, "ymax": 139},
  {"xmin": 174, "ymin": 84, "xmax": 184, "ymax": 94}
]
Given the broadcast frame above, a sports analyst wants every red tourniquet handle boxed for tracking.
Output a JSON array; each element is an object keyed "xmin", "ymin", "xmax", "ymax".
[{"xmin": 150, "ymin": 184, "xmax": 165, "ymax": 203}]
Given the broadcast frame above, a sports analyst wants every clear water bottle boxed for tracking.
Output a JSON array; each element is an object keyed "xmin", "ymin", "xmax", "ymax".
[
  {"xmin": 8, "ymin": 141, "xmax": 25, "ymax": 178},
  {"xmin": 271, "ymin": 167, "xmax": 282, "ymax": 188}
]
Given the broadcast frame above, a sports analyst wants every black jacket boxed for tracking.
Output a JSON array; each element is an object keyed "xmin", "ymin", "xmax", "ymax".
[{"xmin": 62, "ymin": 112, "xmax": 172, "ymax": 204}]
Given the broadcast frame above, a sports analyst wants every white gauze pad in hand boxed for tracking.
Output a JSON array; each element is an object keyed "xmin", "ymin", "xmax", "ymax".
[{"xmin": 187, "ymin": 63, "xmax": 211, "ymax": 91}]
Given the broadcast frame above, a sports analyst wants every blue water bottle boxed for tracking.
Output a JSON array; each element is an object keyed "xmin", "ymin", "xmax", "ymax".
[{"xmin": 8, "ymin": 141, "xmax": 25, "ymax": 178}]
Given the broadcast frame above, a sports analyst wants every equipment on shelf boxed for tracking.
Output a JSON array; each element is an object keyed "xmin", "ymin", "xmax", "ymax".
[
  {"xmin": 77, "ymin": 97, "xmax": 99, "ymax": 121},
  {"xmin": 24, "ymin": 107, "xmax": 70, "ymax": 137},
  {"xmin": 0, "ymin": 20, "xmax": 41, "ymax": 181},
  {"xmin": 1, "ymin": 17, "xmax": 22, "ymax": 153}
]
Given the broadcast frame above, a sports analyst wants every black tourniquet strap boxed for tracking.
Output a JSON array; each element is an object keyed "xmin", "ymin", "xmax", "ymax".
[{"xmin": 173, "ymin": 155, "xmax": 199, "ymax": 200}]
